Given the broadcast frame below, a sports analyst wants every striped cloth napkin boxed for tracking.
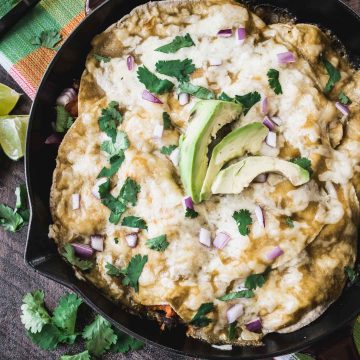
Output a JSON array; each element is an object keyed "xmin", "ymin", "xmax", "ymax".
[{"xmin": 0, "ymin": 0, "xmax": 85, "ymax": 99}]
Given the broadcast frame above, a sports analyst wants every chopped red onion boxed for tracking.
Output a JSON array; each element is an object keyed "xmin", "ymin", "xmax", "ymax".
[
  {"xmin": 71, "ymin": 243, "xmax": 94, "ymax": 258},
  {"xmin": 217, "ymin": 29, "xmax": 233, "ymax": 38},
  {"xmin": 142, "ymin": 90, "xmax": 163, "ymax": 104},
  {"xmin": 261, "ymin": 97, "xmax": 268, "ymax": 115},
  {"xmin": 126, "ymin": 233, "xmax": 138, "ymax": 248},
  {"xmin": 209, "ymin": 58, "xmax": 222, "ymax": 66},
  {"xmin": 56, "ymin": 88, "xmax": 77, "ymax": 107},
  {"xmin": 213, "ymin": 232, "xmax": 231, "ymax": 250},
  {"xmin": 178, "ymin": 93, "xmax": 190, "ymax": 106},
  {"xmin": 90, "ymin": 235, "xmax": 104, "ymax": 252},
  {"xmin": 153, "ymin": 124, "xmax": 164, "ymax": 139},
  {"xmin": 254, "ymin": 174, "xmax": 268, "ymax": 183},
  {"xmin": 71, "ymin": 193, "xmax": 80, "ymax": 210},
  {"xmin": 183, "ymin": 196, "xmax": 194, "ymax": 210},
  {"xmin": 254, "ymin": 205, "xmax": 265, "ymax": 227},
  {"xmin": 236, "ymin": 27, "xmax": 246, "ymax": 41},
  {"xmin": 45, "ymin": 133, "xmax": 62, "ymax": 145},
  {"xmin": 266, "ymin": 246, "xmax": 284, "ymax": 261},
  {"xmin": 263, "ymin": 116, "xmax": 276, "ymax": 131},
  {"xmin": 270, "ymin": 116, "xmax": 282, "ymax": 126},
  {"xmin": 265, "ymin": 131, "xmax": 277, "ymax": 148},
  {"xmin": 127, "ymin": 55, "xmax": 134, "ymax": 71},
  {"xmin": 335, "ymin": 102, "xmax": 350, "ymax": 116},
  {"xmin": 245, "ymin": 318, "xmax": 262, "ymax": 333},
  {"xmin": 199, "ymin": 228, "xmax": 211, "ymax": 247},
  {"xmin": 277, "ymin": 51, "xmax": 296, "ymax": 64},
  {"xmin": 226, "ymin": 304, "xmax": 244, "ymax": 324},
  {"xmin": 169, "ymin": 148, "xmax": 180, "ymax": 166}
]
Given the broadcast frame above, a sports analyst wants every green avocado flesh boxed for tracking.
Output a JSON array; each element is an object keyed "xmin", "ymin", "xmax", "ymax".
[
  {"xmin": 200, "ymin": 122, "xmax": 269, "ymax": 201},
  {"xmin": 212, "ymin": 156, "xmax": 310, "ymax": 195},
  {"xmin": 179, "ymin": 100, "xmax": 243, "ymax": 203}
]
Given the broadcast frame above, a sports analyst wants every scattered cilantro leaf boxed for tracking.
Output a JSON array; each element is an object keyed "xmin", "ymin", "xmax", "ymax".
[
  {"xmin": 233, "ymin": 209, "xmax": 252, "ymax": 236},
  {"xmin": 228, "ymin": 321, "xmax": 237, "ymax": 340},
  {"xmin": 110, "ymin": 328, "xmax": 144, "ymax": 353},
  {"xmin": 60, "ymin": 350, "xmax": 91, "ymax": 360},
  {"xmin": 178, "ymin": 82, "xmax": 215, "ymax": 100},
  {"xmin": 185, "ymin": 208, "xmax": 198, "ymax": 218},
  {"xmin": 234, "ymin": 91, "xmax": 261, "ymax": 115},
  {"xmin": 114, "ymin": 238, "xmax": 119, "ymax": 244},
  {"xmin": 61, "ymin": 244, "xmax": 94, "ymax": 271},
  {"xmin": 267, "ymin": 69, "xmax": 282, "ymax": 95},
  {"xmin": 82, "ymin": 315, "xmax": 117, "ymax": 357},
  {"xmin": 97, "ymin": 153, "xmax": 125, "ymax": 178},
  {"xmin": 20, "ymin": 290, "xmax": 51, "ymax": 333},
  {"xmin": 93, "ymin": 54, "xmax": 111, "ymax": 63},
  {"xmin": 217, "ymin": 289, "xmax": 254, "ymax": 301},
  {"xmin": 345, "ymin": 266, "xmax": 359, "ymax": 287},
  {"xmin": 105, "ymin": 263, "xmax": 124, "ymax": 277},
  {"xmin": 119, "ymin": 178, "xmax": 140, "ymax": 207},
  {"xmin": 55, "ymin": 105, "xmax": 74, "ymax": 133},
  {"xmin": 0, "ymin": 203, "xmax": 24, "ymax": 232},
  {"xmin": 31, "ymin": 30, "xmax": 62, "ymax": 50},
  {"xmin": 218, "ymin": 92, "xmax": 234, "ymax": 102},
  {"xmin": 162, "ymin": 112, "xmax": 172, "ymax": 130},
  {"xmin": 146, "ymin": 235, "xmax": 169, "ymax": 252},
  {"xmin": 160, "ymin": 145, "xmax": 177, "ymax": 155},
  {"xmin": 190, "ymin": 302, "xmax": 214, "ymax": 327},
  {"xmin": 98, "ymin": 101, "xmax": 122, "ymax": 142},
  {"xmin": 27, "ymin": 323, "xmax": 62, "ymax": 350},
  {"xmin": 285, "ymin": 217, "xmax": 294, "ymax": 228},
  {"xmin": 321, "ymin": 56, "xmax": 341, "ymax": 94},
  {"xmin": 155, "ymin": 59, "xmax": 196, "ymax": 82},
  {"xmin": 121, "ymin": 216, "xmax": 148, "ymax": 230},
  {"xmin": 290, "ymin": 157, "xmax": 312, "ymax": 173},
  {"xmin": 245, "ymin": 267, "xmax": 271, "ymax": 290},
  {"xmin": 102, "ymin": 194, "xmax": 126, "ymax": 225},
  {"xmin": 137, "ymin": 66, "xmax": 174, "ymax": 94},
  {"xmin": 338, "ymin": 91, "xmax": 352, "ymax": 105},
  {"xmin": 101, "ymin": 131, "xmax": 129, "ymax": 156},
  {"xmin": 155, "ymin": 33, "xmax": 195, "ymax": 53}
]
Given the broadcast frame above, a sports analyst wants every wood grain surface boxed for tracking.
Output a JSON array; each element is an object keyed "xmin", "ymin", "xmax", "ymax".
[{"xmin": 0, "ymin": 1, "xmax": 359, "ymax": 359}]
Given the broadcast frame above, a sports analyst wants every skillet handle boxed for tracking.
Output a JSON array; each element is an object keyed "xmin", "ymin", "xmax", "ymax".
[{"xmin": 85, "ymin": 0, "xmax": 108, "ymax": 15}]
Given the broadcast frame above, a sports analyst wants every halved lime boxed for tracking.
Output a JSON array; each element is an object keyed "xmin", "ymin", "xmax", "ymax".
[
  {"xmin": 0, "ymin": 115, "xmax": 29, "ymax": 161},
  {"xmin": 0, "ymin": 83, "xmax": 21, "ymax": 115}
]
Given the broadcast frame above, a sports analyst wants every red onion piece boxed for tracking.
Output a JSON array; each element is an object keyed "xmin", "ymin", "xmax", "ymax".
[
  {"xmin": 90, "ymin": 235, "xmax": 104, "ymax": 252},
  {"xmin": 236, "ymin": 27, "xmax": 246, "ymax": 41},
  {"xmin": 199, "ymin": 228, "xmax": 211, "ymax": 247},
  {"xmin": 261, "ymin": 97, "xmax": 268, "ymax": 115},
  {"xmin": 266, "ymin": 246, "xmax": 284, "ymax": 261},
  {"xmin": 56, "ymin": 88, "xmax": 77, "ymax": 107},
  {"xmin": 265, "ymin": 131, "xmax": 277, "ymax": 148},
  {"xmin": 142, "ymin": 90, "xmax": 163, "ymax": 104},
  {"xmin": 71, "ymin": 243, "xmax": 94, "ymax": 258},
  {"xmin": 335, "ymin": 102, "xmax": 350, "ymax": 116},
  {"xmin": 213, "ymin": 231, "xmax": 231, "ymax": 249},
  {"xmin": 45, "ymin": 133, "xmax": 63, "ymax": 145},
  {"xmin": 183, "ymin": 196, "xmax": 194, "ymax": 210},
  {"xmin": 71, "ymin": 193, "xmax": 80, "ymax": 210},
  {"xmin": 254, "ymin": 205, "xmax": 265, "ymax": 227},
  {"xmin": 126, "ymin": 233, "xmax": 138, "ymax": 248},
  {"xmin": 127, "ymin": 55, "xmax": 134, "ymax": 71},
  {"xmin": 170, "ymin": 148, "xmax": 180, "ymax": 166},
  {"xmin": 209, "ymin": 58, "xmax": 222, "ymax": 66},
  {"xmin": 263, "ymin": 116, "xmax": 276, "ymax": 131},
  {"xmin": 253, "ymin": 173, "xmax": 268, "ymax": 183},
  {"xmin": 226, "ymin": 304, "xmax": 244, "ymax": 323},
  {"xmin": 153, "ymin": 124, "xmax": 164, "ymax": 139},
  {"xmin": 217, "ymin": 29, "xmax": 233, "ymax": 38},
  {"xmin": 277, "ymin": 51, "xmax": 296, "ymax": 64},
  {"xmin": 245, "ymin": 318, "xmax": 262, "ymax": 333},
  {"xmin": 270, "ymin": 116, "xmax": 282, "ymax": 126},
  {"xmin": 178, "ymin": 93, "xmax": 190, "ymax": 106}
]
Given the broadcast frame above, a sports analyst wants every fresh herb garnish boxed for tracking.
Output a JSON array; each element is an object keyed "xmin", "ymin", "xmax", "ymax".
[
  {"xmin": 110, "ymin": 328, "xmax": 144, "ymax": 353},
  {"xmin": 245, "ymin": 267, "xmax": 271, "ymax": 290},
  {"xmin": 189, "ymin": 302, "xmax": 214, "ymax": 327},
  {"xmin": 98, "ymin": 101, "xmax": 122, "ymax": 143},
  {"xmin": 185, "ymin": 208, "xmax": 199, "ymax": 218},
  {"xmin": 146, "ymin": 235, "xmax": 169, "ymax": 252},
  {"xmin": 321, "ymin": 56, "xmax": 341, "ymax": 94},
  {"xmin": 178, "ymin": 82, "xmax": 215, "ymax": 100},
  {"xmin": 338, "ymin": 91, "xmax": 352, "ymax": 105},
  {"xmin": 155, "ymin": 59, "xmax": 196, "ymax": 82},
  {"xmin": 31, "ymin": 30, "xmax": 62, "ymax": 50},
  {"xmin": 285, "ymin": 217, "xmax": 294, "ymax": 228},
  {"xmin": 97, "ymin": 153, "xmax": 125, "ymax": 179},
  {"xmin": 60, "ymin": 351, "xmax": 91, "ymax": 360},
  {"xmin": 228, "ymin": 321, "xmax": 237, "ymax": 340},
  {"xmin": 217, "ymin": 289, "xmax": 254, "ymax": 301},
  {"xmin": 61, "ymin": 244, "xmax": 94, "ymax": 271},
  {"xmin": 119, "ymin": 178, "xmax": 141, "ymax": 206},
  {"xmin": 137, "ymin": 66, "xmax": 174, "ymax": 94},
  {"xmin": 160, "ymin": 145, "xmax": 177, "ymax": 155},
  {"xmin": 218, "ymin": 92, "xmax": 233, "ymax": 102},
  {"xmin": 114, "ymin": 238, "xmax": 119, "ymax": 244},
  {"xmin": 155, "ymin": 33, "xmax": 195, "ymax": 53},
  {"xmin": 267, "ymin": 69, "xmax": 282, "ymax": 95},
  {"xmin": 233, "ymin": 209, "xmax": 252, "ymax": 236},
  {"xmin": 93, "ymin": 54, "xmax": 111, "ymax": 63},
  {"xmin": 345, "ymin": 266, "xmax": 359, "ymax": 286},
  {"xmin": 55, "ymin": 105, "xmax": 74, "ymax": 133},
  {"xmin": 121, "ymin": 216, "xmax": 148, "ymax": 230},
  {"xmin": 100, "ymin": 131, "xmax": 129, "ymax": 156},
  {"xmin": 162, "ymin": 112, "xmax": 173, "ymax": 130},
  {"xmin": 290, "ymin": 157, "xmax": 312, "ymax": 173},
  {"xmin": 235, "ymin": 91, "xmax": 261, "ymax": 115}
]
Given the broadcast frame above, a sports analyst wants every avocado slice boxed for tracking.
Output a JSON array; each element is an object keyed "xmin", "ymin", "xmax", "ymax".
[
  {"xmin": 179, "ymin": 100, "xmax": 243, "ymax": 203},
  {"xmin": 212, "ymin": 156, "xmax": 310, "ymax": 195},
  {"xmin": 200, "ymin": 123, "xmax": 268, "ymax": 201}
]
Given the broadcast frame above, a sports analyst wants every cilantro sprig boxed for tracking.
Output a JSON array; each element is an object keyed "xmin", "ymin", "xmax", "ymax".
[
  {"xmin": 285, "ymin": 216, "xmax": 294, "ymax": 228},
  {"xmin": 137, "ymin": 66, "xmax": 174, "ymax": 94},
  {"xmin": 98, "ymin": 101, "xmax": 123, "ymax": 142},
  {"xmin": 267, "ymin": 69, "xmax": 282, "ymax": 95},
  {"xmin": 146, "ymin": 234, "xmax": 169, "ymax": 252},
  {"xmin": 233, "ymin": 209, "xmax": 252, "ymax": 236},
  {"xmin": 185, "ymin": 207, "xmax": 199, "ymax": 218},
  {"xmin": 189, "ymin": 302, "xmax": 214, "ymax": 328},
  {"xmin": 338, "ymin": 91, "xmax": 351, "ymax": 105},
  {"xmin": 228, "ymin": 322, "xmax": 237, "ymax": 340},
  {"xmin": 155, "ymin": 59, "xmax": 196, "ymax": 82},
  {"xmin": 345, "ymin": 266, "xmax": 359, "ymax": 287},
  {"xmin": 217, "ymin": 289, "xmax": 254, "ymax": 301},
  {"xmin": 97, "ymin": 153, "xmax": 125, "ymax": 178},
  {"xmin": 162, "ymin": 112, "xmax": 173, "ymax": 129},
  {"xmin": 31, "ymin": 29, "xmax": 62, "ymax": 50},
  {"xmin": 155, "ymin": 33, "xmax": 195, "ymax": 53},
  {"xmin": 93, "ymin": 54, "xmax": 111, "ymax": 63},
  {"xmin": 245, "ymin": 267, "xmax": 271, "ymax": 290},
  {"xmin": 60, "ymin": 351, "xmax": 91, "ymax": 360},
  {"xmin": 121, "ymin": 215, "xmax": 148, "ymax": 230},
  {"xmin": 321, "ymin": 56, "xmax": 341, "ymax": 94},
  {"xmin": 61, "ymin": 244, "xmax": 94, "ymax": 271},
  {"xmin": 178, "ymin": 82, "xmax": 215, "ymax": 100},
  {"xmin": 160, "ymin": 145, "xmax": 177, "ymax": 155},
  {"xmin": 100, "ymin": 131, "xmax": 129, "ymax": 156},
  {"xmin": 290, "ymin": 157, "xmax": 312, "ymax": 173},
  {"xmin": 219, "ymin": 91, "xmax": 261, "ymax": 115},
  {"xmin": 55, "ymin": 105, "xmax": 74, "ymax": 133}
]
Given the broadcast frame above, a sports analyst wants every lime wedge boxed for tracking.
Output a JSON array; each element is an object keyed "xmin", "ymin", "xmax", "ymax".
[
  {"xmin": 0, "ymin": 83, "xmax": 21, "ymax": 115},
  {"xmin": 0, "ymin": 115, "xmax": 29, "ymax": 160}
]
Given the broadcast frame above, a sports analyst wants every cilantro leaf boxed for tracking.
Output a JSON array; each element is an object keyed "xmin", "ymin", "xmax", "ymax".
[
  {"xmin": 160, "ymin": 145, "xmax": 177, "ymax": 155},
  {"xmin": 55, "ymin": 105, "xmax": 74, "ymax": 133},
  {"xmin": 119, "ymin": 178, "xmax": 140, "ymax": 206},
  {"xmin": 245, "ymin": 267, "xmax": 271, "ymax": 290},
  {"xmin": 290, "ymin": 157, "xmax": 312, "ymax": 173},
  {"xmin": 218, "ymin": 92, "xmax": 234, "ymax": 102},
  {"xmin": 105, "ymin": 263, "xmax": 124, "ymax": 277},
  {"xmin": 100, "ymin": 131, "xmax": 129, "ymax": 156},
  {"xmin": 110, "ymin": 328, "xmax": 144, "ymax": 353},
  {"xmin": 190, "ymin": 302, "xmax": 214, "ymax": 327},
  {"xmin": 61, "ymin": 244, "xmax": 94, "ymax": 271},
  {"xmin": 345, "ymin": 266, "xmax": 359, "ymax": 286},
  {"xmin": 82, "ymin": 315, "xmax": 117, "ymax": 357},
  {"xmin": 27, "ymin": 323, "xmax": 62, "ymax": 350},
  {"xmin": 137, "ymin": 66, "xmax": 174, "ymax": 94},
  {"xmin": 146, "ymin": 235, "xmax": 169, "ymax": 252},
  {"xmin": 217, "ymin": 289, "xmax": 254, "ymax": 301},
  {"xmin": 162, "ymin": 112, "xmax": 173, "ymax": 130},
  {"xmin": 338, "ymin": 91, "xmax": 352, "ymax": 105},
  {"xmin": 97, "ymin": 153, "xmax": 125, "ymax": 178},
  {"xmin": 102, "ymin": 194, "xmax": 126, "ymax": 224},
  {"xmin": 93, "ymin": 54, "xmax": 111, "ymax": 63},
  {"xmin": 322, "ymin": 56, "xmax": 341, "ymax": 94},
  {"xmin": 178, "ymin": 82, "xmax": 215, "ymax": 100},
  {"xmin": 228, "ymin": 321, "xmax": 237, "ymax": 340},
  {"xmin": 98, "ymin": 101, "xmax": 122, "ymax": 142},
  {"xmin": 0, "ymin": 203, "xmax": 24, "ymax": 232},
  {"xmin": 234, "ymin": 91, "xmax": 261, "ymax": 115},
  {"xmin": 267, "ymin": 69, "xmax": 282, "ymax": 95},
  {"xmin": 155, "ymin": 33, "xmax": 195, "ymax": 53},
  {"xmin": 155, "ymin": 59, "xmax": 196, "ymax": 82},
  {"xmin": 20, "ymin": 290, "xmax": 50, "ymax": 333},
  {"xmin": 233, "ymin": 209, "xmax": 252, "ymax": 236},
  {"xmin": 60, "ymin": 351, "xmax": 91, "ymax": 360},
  {"xmin": 285, "ymin": 216, "xmax": 294, "ymax": 228},
  {"xmin": 31, "ymin": 30, "xmax": 62, "ymax": 50},
  {"xmin": 121, "ymin": 216, "xmax": 148, "ymax": 230},
  {"xmin": 185, "ymin": 208, "xmax": 198, "ymax": 218}
]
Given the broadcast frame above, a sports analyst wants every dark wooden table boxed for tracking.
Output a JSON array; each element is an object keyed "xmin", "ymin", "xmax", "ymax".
[{"xmin": 0, "ymin": 1, "xmax": 359, "ymax": 359}]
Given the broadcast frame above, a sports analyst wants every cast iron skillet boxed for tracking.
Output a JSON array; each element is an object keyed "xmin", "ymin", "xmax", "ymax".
[{"xmin": 25, "ymin": 0, "xmax": 360, "ymax": 359}]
